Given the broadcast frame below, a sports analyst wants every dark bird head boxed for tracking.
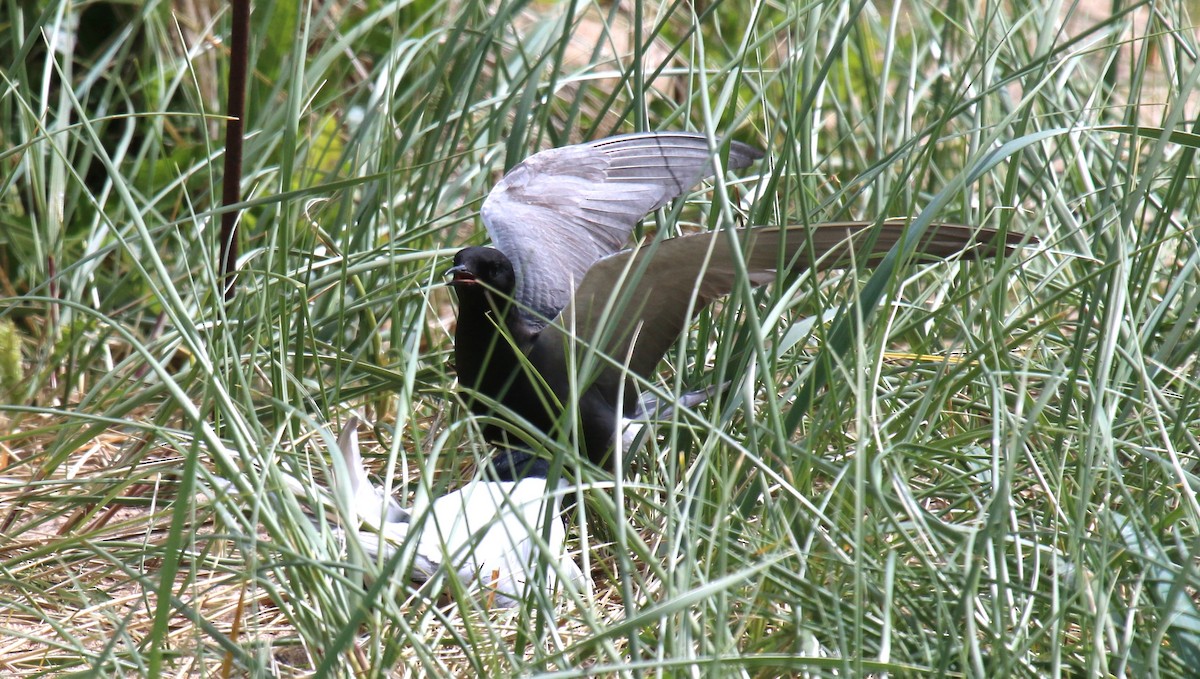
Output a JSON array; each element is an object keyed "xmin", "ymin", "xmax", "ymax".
[{"xmin": 447, "ymin": 246, "xmax": 517, "ymax": 296}]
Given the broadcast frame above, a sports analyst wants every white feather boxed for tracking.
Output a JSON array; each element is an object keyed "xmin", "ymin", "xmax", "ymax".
[
  {"xmin": 367, "ymin": 476, "xmax": 583, "ymax": 607},
  {"xmin": 334, "ymin": 417, "xmax": 583, "ymax": 607},
  {"xmin": 337, "ymin": 416, "xmax": 408, "ymax": 527}
]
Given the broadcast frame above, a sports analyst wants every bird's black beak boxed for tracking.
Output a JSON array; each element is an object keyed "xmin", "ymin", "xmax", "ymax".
[{"xmin": 446, "ymin": 264, "xmax": 477, "ymax": 286}]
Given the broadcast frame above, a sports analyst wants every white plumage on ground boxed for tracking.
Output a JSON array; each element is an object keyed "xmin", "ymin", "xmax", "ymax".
[{"xmin": 333, "ymin": 416, "xmax": 585, "ymax": 608}]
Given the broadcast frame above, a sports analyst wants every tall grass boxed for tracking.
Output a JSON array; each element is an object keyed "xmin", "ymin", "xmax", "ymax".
[{"xmin": 2, "ymin": 0, "xmax": 1198, "ymax": 675}]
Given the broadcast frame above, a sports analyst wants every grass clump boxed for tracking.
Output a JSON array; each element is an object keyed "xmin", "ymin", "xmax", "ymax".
[{"xmin": 1, "ymin": 0, "xmax": 1199, "ymax": 676}]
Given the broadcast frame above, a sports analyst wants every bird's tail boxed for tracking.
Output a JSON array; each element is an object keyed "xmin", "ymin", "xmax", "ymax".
[{"xmin": 638, "ymin": 381, "xmax": 731, "ymax": 420}]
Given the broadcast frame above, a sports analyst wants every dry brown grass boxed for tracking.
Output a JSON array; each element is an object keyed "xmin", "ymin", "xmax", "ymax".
[{"xmin": 0, "ymin": 412, "xmax": 647, "ymax": 676}]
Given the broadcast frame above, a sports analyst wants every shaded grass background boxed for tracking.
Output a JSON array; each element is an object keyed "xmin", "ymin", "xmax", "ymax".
[{"xmin": 1, "ymin": 0, "xmax": 1199, "ymax": 675}]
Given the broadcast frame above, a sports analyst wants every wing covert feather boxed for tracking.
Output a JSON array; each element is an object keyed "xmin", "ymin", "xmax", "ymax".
[{"xmin": 480, "ymin": 132, "xmax": 762, "ymax": 327}]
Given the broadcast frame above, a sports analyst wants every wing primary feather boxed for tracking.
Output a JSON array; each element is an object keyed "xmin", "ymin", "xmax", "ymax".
[{"xmin": 545, "ymin": 221, "xmax": 1034, "ymax": 388}]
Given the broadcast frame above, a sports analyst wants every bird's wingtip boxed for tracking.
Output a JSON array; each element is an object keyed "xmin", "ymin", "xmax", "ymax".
[{"xmin": 729, "ymin": 139, "xmax": 765, "ymax": 166}]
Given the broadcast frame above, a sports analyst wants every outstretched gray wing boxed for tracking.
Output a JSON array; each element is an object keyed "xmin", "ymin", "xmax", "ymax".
[
  {"xmin": 544, "ymin": 221, "xmax": 1027, "ymax": 384},
  {"xmin": 480, "ymin": 132, "xmax": 762, "ymax": 329}
]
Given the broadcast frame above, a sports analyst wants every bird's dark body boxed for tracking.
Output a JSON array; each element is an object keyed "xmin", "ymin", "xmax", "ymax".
[{"xmin": 450, "ymin": 246, "xmax": 623, "ymax": 466}]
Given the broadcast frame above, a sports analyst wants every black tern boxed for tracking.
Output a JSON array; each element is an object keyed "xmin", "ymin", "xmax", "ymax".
[{"xmin": 448, "ymin": 131, "xmax": 1030, "ymax": 468}]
